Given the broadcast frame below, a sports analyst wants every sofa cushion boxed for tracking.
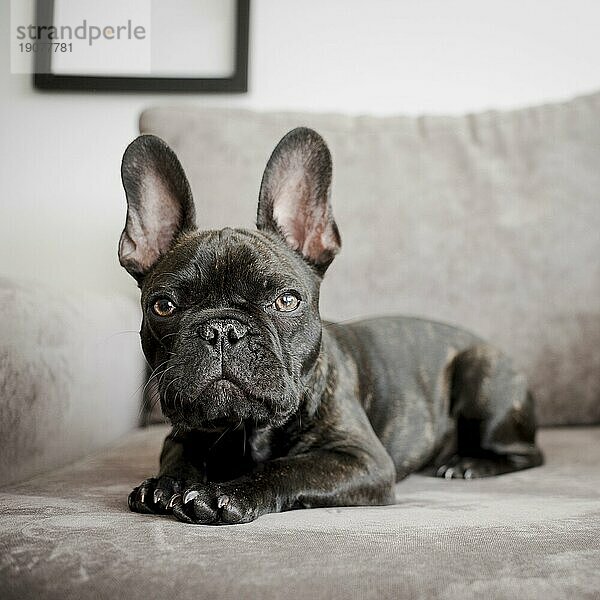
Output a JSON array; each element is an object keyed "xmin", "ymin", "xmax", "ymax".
[
  {"xmin": 1, "ymin": 425, "xmax": 598, "ymax": 599},
  {"xmin": 139, "ymin": 96, "xmax": 600, "ymax": 426},
  {"xmin": 0, "ymin": 277, "xmax": 144, "ymax": 486}
]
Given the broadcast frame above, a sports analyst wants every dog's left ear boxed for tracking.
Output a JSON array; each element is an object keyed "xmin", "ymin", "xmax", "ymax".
[{"xmin": 257, "ymin": 127, "xmax": 341, "ymax": 274}]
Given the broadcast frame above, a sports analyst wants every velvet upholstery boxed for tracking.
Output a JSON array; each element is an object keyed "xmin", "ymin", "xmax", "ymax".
[{"xmin": 1, "ymin": 425, "xmax": 599, "ymax": 599}]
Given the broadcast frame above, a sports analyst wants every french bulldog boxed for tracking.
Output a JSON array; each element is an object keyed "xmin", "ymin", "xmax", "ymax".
[{"xmin": 119, "ymin": 128, "xmax": 543, "ymax": 525}]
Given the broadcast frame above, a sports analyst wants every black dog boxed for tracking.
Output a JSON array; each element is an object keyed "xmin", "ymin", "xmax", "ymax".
[{"xmin": 120, "ymin": 128, "xmax": 543, "ymax": 524}]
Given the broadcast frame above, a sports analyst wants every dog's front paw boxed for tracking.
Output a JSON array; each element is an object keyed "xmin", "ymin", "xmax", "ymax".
[
  {"xmin": 128, "ymin": 476, "xmax": 183, "ymax": 514},
  {"xmin": 171, "ymin": 481, "xmax": 266, "ymax": 525}
]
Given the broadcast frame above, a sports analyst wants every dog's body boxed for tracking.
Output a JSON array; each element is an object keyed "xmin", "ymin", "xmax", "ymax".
[{"xmin": 120, "ymin": 128, "xmax": 542, "ymax": 524}]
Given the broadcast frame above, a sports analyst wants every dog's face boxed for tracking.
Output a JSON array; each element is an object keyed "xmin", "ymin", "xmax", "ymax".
[{"xmin": 119, "ymin": 128, "xmax": 341, "ymax": 431}]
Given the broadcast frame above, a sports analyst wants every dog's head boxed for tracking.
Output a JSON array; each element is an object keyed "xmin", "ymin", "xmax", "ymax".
[{"xmin": 119, "ymin": 128, "xmax": 340, "ymax": 431}]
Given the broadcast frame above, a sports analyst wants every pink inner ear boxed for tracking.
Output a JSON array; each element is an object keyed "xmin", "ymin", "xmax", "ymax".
[
  {"xmin": 143, "ymin": 172, "xmax": 182, "ymax": 252},
  {"xmin": 120, "ymin": 171, "xmax": 183, "ymax": 273},
  {"xmin": 272, "ymin": 169, "xmax": 338, "ymax": 264},
  {"xmin": 272, "ymin": 170, "xmax": 310, "ymax": 251},
  {"xmin": 303, "ymin": 218, "xmax": 332, "ymax": 262}
]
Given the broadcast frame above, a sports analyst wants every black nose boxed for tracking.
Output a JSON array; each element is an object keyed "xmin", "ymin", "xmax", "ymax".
[{"xmin": 198, "ymin": 320, "xmax": 248, "ymax": 346}]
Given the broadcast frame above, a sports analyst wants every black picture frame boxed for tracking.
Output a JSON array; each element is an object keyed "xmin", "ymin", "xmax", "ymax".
[{"xmin": 33, "ymin": 0, "xmax": 249, "ymax": 93}]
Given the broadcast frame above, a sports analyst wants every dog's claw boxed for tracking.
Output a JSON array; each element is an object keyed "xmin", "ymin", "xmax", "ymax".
[
  {"xmin": 217, "ymin": 494, "xmax": 230, "ymax": 509},
  {"xmin": 128, "ymin": 477, "xmax": 186, "ymax": 515},
  {"xmin": 167, "ymin": 493, "xmax": 181, "ymax": 509},
  {"xmin": 184, "ymin": 489, "xmax": 200, "ymax": 504}
]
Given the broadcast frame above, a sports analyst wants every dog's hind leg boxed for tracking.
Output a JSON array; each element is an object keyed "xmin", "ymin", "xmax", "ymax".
[{"xmin": 429, "ymin": 345, "xmax": 543, "ymax": 479}]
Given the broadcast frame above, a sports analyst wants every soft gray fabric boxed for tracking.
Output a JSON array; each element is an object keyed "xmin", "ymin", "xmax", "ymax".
[
  {"xmin": 140, "ymin": 94, "xmax": 600, "ymax": 426},
  {"xmin": 0, "ymin": 277, "xmax": 144, "ymax": 486},
  {"xmin": 1, "ymin": 425, "xmax": 598, "ymax": 599}
]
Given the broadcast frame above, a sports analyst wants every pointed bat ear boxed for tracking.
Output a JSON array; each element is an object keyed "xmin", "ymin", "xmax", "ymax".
[
  {"xmin": 118, "ymin": 135, "xmax": 196, "ymax": 282},
  {"xmin": 257, "ymin": 127, "xmax": 341, "ymax": 274}
]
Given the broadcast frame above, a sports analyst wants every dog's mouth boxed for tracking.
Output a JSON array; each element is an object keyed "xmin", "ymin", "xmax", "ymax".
[
  {"xmin": 163, "ymin": 377, "xmax": 253, "ymax": 431},
  {"xmin": 160, "ymin": 366, "xmax": 299, "ymax": 432}
]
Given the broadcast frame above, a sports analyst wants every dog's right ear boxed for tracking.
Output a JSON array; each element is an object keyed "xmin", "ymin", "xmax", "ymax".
[{"xmin": 118, "ymin": 135, "xmax": 196, "ymax": 282}]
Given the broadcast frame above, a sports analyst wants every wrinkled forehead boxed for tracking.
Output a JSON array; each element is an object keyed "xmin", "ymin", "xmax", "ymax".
[{"xmin": 144, "ymin": 228, "xmax": 312, "ymax": 298}]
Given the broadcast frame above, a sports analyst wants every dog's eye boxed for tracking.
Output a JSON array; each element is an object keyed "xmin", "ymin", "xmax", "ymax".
[
  {"xmin": 274, "ymin": 292, "xmax": 301, "ymax": 312},
  {"xmin": 152, "ymin": 298, "xmax": 177, "ymax": 317}
]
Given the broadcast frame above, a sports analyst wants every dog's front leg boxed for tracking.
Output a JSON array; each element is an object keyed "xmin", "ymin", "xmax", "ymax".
[
  {"xmin": 128, "ymin": 429, "xmax": 204, "ymax": 515},
  {"xmin": 171, "ymin": 446, "xmax": 396, "ymax": 525}
]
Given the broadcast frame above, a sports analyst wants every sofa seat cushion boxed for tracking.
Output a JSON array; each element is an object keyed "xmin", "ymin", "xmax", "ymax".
[{"xmin": 1, "ymin": 426, "xmax": 599, "ymax": 599}]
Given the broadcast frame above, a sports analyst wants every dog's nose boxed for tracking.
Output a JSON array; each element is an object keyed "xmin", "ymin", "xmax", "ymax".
[{"xmin": 198, "ymin": 320, "xmax": 248, "ymax": 346}]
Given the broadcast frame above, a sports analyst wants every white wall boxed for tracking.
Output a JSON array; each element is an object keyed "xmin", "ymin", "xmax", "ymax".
[{"xmin": 1, "ymin": 0, "xmax": 599, "ymax": 297}]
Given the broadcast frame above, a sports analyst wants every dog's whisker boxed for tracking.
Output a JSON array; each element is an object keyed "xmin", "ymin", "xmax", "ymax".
[
  {"xmin": 162, "ymin": 375, "xmax": 184, "ymax": 401},
  {"xmin": 159, "ymin": 331, "xmax": 181, "ymax": 343},
  {"xmin": 130, "ymin": 358, "xmax": 170, "ymax": 401},
  {"xmin": 210, "ymin": 425, "xmax": 232, "ymax": 451},
  {"xmin": 104, "ymin": 330, "xmax": 141, "ymax": 341},
  {"xmin": 156, "ymin": 364, "xmax": 177, "ymax": 388}
]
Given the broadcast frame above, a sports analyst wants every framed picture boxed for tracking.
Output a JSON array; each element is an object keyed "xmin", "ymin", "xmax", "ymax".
[{"xmin": 33, "ymin": 0, "xmax": 249, "ymax": 92}]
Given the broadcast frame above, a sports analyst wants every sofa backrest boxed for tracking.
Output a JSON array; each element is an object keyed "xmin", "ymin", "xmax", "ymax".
[{"xmin": 140, "ymin": 94, "xmax": 600, "ymax": 426}]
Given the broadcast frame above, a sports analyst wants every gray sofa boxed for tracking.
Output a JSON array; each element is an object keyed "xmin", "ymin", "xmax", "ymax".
[{"xmin": 2, "ymin": 93, "xmax": 600, "ymax": 599}]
